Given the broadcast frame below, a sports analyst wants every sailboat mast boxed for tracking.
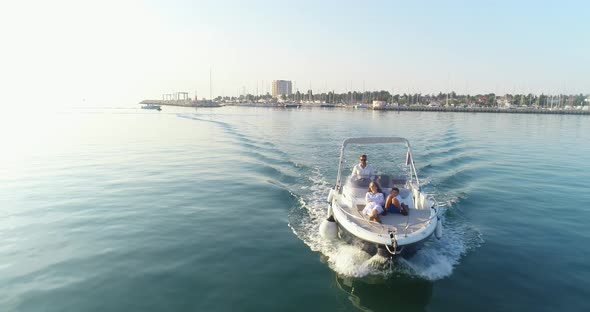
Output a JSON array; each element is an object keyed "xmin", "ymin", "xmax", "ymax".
[{"xmin": 350, "ymin": 81, "xmax": 353, "ymax": 104}]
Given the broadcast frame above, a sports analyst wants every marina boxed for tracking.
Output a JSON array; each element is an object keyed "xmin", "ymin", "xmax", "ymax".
[
  {"xmin": 141, "ymin": 90, "xmax": 589, "ymax": 115},
  {"xmin": 140, "ymin": 99, "xmax": 590, "ymax": 115}
]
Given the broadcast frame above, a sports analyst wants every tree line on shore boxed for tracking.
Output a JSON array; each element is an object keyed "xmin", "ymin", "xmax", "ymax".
[{"xmin": 215, "ymin": 91, "xmax": 588, "ymax": 107}]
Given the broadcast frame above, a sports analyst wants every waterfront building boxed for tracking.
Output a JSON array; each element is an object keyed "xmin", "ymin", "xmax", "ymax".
[
  {"xmin": 476, "ymin": 95, "xmax": 488, "ymax": 105},
  {"xmin": 272, "ymin": 80, "xmax": 292, "ymax": 98}
]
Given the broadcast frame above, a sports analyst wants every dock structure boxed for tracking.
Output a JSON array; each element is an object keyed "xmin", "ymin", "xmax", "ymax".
[
  {"xmin": 140, "ymin": 91, "xmax": 217, "ymax": 107},
  {"xmin": 141, "ymin": 99, "xmax": 193, "ymax": 107}
]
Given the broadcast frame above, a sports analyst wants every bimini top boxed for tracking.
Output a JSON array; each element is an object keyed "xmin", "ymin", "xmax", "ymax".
[
  {"xmin": 341, "ymin": 137, "xmax": 410, "ymax": 148},
  {"xmin": 335, "ymin": 136, "xmax": 419, "ymax": 191}
]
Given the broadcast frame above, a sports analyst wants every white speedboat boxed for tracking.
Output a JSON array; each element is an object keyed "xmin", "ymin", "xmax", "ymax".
[
  {"xmin": 320, "ymin": 137, "xmax": 442, "ymax": 258},
  {"xmin": 141, "ymin": 104, "xmax": 162, "ymax": 110}
]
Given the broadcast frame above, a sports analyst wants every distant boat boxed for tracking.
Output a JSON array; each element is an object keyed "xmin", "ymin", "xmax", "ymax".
[
  {"xmin": 141, "ymin": 104, "xmax": 161, "ymax": 111},
  {"xmin": 282, "ymin": 103, "xmax": 301, "ymax": 108},
  {"xmin": 320, "ymin": 104, "xmax": 336, "ymax": 108}
]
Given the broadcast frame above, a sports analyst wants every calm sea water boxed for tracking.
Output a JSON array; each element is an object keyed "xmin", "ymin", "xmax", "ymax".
[{"xmin": 1, "ymin": 106, "xmax": 589, "ymax": 312}]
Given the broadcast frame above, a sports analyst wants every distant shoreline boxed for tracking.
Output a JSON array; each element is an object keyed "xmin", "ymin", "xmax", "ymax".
[
  {"xmin": 226, "ymin": 103, "xmax": 590, "ymax": 115},
  {"xmin": 142, "ymin": 100, "xmax": 589, "ymax": 115},
  {"xmin": 370, "ymin": 105, "xmax": 590, "ymax": 115}
]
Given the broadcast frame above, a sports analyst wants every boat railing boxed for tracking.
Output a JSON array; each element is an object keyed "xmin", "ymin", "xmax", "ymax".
[
  {"xmin": 427, "ymin": 194, "xmax": 439, "ymax": 210},
  {"xmin": 401, "ymin": 194, "xmax": 439, "ymax": 236},
  {"xmin": 407, "ymin": 149, "xmax": 421, "ymax": 189},
  {"xmin": 402, "ymin": 211, "xmax": 437, "ymax": 237}
]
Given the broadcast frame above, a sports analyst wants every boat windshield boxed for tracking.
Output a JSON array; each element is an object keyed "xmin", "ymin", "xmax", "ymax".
[{"xmin": 343, "ymin": 144, "xmax": 409, "ymax": 178}]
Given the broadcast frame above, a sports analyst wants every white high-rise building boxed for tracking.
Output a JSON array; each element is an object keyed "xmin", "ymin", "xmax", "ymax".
[{"xmin": 272, "ymin": 80, "xmax": 292, "ymax": 98}]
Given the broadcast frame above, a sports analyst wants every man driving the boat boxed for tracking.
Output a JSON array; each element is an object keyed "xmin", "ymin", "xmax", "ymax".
[{"xmin": 351, "ymin": 154, "xmax": 375, "ymax": 185}]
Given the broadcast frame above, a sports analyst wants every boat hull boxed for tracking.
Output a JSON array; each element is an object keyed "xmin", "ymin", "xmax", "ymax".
[
  {"xmin": 330, "ymin": 198, "xmax": 437, "ymax": 258},
  {"xmin": 335, "ymin": 221, "xmax": 430, "ymax": 258},
  {"xmin": 332, "ymin": 199, "xmax": 436, "ymax": 241}
]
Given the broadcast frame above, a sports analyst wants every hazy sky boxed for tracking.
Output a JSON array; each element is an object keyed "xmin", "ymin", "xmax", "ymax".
[{"xmin": 1, "ymin": 0, "xmax": 588, "ymax": 106}]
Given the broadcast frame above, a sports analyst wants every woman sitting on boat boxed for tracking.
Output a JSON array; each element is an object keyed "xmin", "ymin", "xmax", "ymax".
[{"xmin": 362, "ymin": 181, "xmax": 385, "ymax": 223}]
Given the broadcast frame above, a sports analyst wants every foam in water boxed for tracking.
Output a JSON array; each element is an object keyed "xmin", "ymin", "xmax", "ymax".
[
  {"xmin": 288, "ymin": 166, "xmax": 481, "ymax": 280},
  {"xmin": 399, "ymin": 222, "xmax": 465, "ymax": 280},
  {"xmin": 179, "ymin": 111, "xmax": 481, "ymax": 280}
]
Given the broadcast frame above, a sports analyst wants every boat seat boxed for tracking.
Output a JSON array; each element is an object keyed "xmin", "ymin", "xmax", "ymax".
[
  {"xmin": 399, "ymin": 188, "xmax": 411, "ymax": 199},
  {"xmin": 344, "ymin": 178, "xmax": 414, "ymax": 209},
  {"xmin": 345, "ymin": 186, "xmax": 369, "ymax": 199},
  {"xmin": 375, "ymin": 175, "xmax": 392, "ymax": 188},
  {"xmin": 419, "ymin": 193, "xmax": 427, "ymax": 209},
  {"xmin": 413, "ymin": 188, "xmax": 420, "ymax": 208},
  {"xmin": 394, "ymin": 188, "xmax": 412, "ymax": 209},
  {"xmin": 349, "ymin": 177, "xmax": 371, "ymax": 188},
  {"xmin": 376, "ymin": 175, "xmax": 406, "ymax": 189}
]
